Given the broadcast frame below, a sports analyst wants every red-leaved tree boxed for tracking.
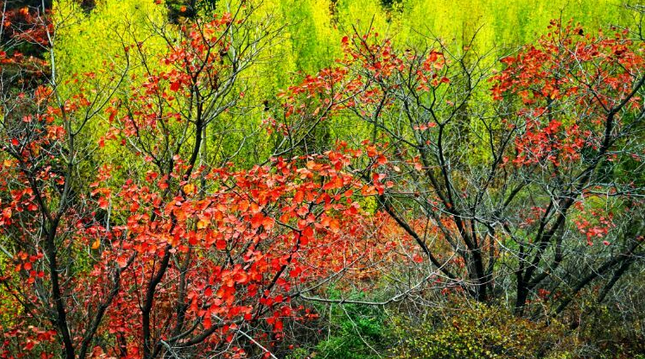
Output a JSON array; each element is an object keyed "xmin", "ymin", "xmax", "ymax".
[
  {"xmin": 274, "ymin": 20, "xmax": 645, "ymax": 315},
  {"xmin": 0, "ymin": 2, "xmax": 400, "ymax": 358}
]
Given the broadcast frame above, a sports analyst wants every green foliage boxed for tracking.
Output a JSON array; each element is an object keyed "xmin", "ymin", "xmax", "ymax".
[
  {"xmin": 55, "ymin": 0, "xmax": 167, "ymax": 82},
  {"xmin": 390, "ymin": 300, "xmax": 572, "ymax": 359},
  {"xmin": 312, "ymin": 307, "xmax": 387, "ymax": 358},
  {"xmin": 51, "ymin": 0, "xmax": 638, "ymax": 166},
  {"xmin": 390, "ymin": 0, "xmax": 634, "ymax": 51},
  {"xmin": 560, "ymin": 294, "xmax": 645, "ymax": 358},
  {"xmin": 289, "ymin": 290, "xmax": 391, "ymax": 359}
]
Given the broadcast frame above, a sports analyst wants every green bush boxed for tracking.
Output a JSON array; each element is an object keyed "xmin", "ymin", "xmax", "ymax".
[
  {"xmin": 287, "ymin": 290, "xmax": 391, "ymax": 359},
  {"xmin": 390, "ymin": 301, "xmax": 571, "ymax": 359}
]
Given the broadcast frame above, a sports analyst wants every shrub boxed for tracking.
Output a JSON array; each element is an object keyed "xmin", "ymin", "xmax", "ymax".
[{"xmin": 390, "ymin": 300, "xmax": 572, "ymax": 359}]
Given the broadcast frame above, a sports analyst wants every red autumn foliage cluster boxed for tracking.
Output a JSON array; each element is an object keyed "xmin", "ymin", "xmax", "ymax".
[
  {"xmin": 0, "ymin": 1, "xmax": 644, "ymax": 358},
  {"xmin": 0, "ymin": 4, "xmax": 416, "ymax": 358}
]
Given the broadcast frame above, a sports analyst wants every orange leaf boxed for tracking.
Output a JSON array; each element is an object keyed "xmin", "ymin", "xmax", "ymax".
[
  {"xmin": 262, "ymin": 217, "xmax": 275, "ymax": 230},
  {"xmin": 294, "ymin": 190, "xmax": 304, "ymax": 204},
  {"xmin": 251, "ymin": 213, "xmax": 264, "ymax": 229},
  {"xmin": 183, "ymin": 183, "xmax": 196, "ymax": 194},
  {"xmin": 197, "ymin": 218, "xmax": 209, "ymax": 229},
  {"xmin": 329, "ymin": 219, "xmax": 340, "ymax": 232}
]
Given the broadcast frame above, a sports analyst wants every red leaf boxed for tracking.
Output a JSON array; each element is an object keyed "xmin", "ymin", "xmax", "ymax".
[
  {"xmin": 262, "ymin": 216, "xmax": 274, "ymax": 230},
  {"xmin": 116, "ymin": 255, "xmax": 128, "ymax": 268},
  {"xmin": 294, "ymin": 190, "xmax": 304, "ymax": 204},
  {"xmin": 216, "ymin": 240, "xmax": 227, "ymax": 250}
]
